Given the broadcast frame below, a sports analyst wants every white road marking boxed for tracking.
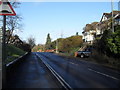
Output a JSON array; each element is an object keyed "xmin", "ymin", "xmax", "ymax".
[
  {"xmin": 70, "ymin": 62, "xmax": 78, "ymax": 66},
  {"xmin": 88, "ymin": 68, "xmax": 119, "ymax": 80},
  {"xmin": 35, "ymin": 53, "xmax": 72, "ymax": 90}
]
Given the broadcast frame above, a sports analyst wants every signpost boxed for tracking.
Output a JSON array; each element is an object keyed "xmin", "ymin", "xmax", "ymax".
[{"xmin": 0, "ymin": 0, "xmax": 16, "ymax": 88}]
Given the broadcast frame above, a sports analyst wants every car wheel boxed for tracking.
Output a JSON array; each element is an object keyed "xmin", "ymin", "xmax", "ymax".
[{"xmin": 80, "ymin": 54, "xmax": 84, "ymax": 58}]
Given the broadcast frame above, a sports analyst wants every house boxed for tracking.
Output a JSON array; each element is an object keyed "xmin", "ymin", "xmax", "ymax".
[
  {"xmin": 82, "ymin": 27, "xmax": 96, "ymax": 44},
  {"xmin": 96, "ymin": 11, "xmax": 120, "ymax": 35},
  {"xmin": 82, "ymin": 22, "xmax": 98, "ymax": 44},
  {"xmin": 114, "ymin": 12, "xmax": 120, "ymax": 26},
  {"xmin": 82, "ymin": 11, "xmax": 120, "ymax": 45}
]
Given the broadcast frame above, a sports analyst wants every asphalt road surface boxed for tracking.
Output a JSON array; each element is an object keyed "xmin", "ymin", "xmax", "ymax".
[
  {"xmin": 6, "ymin": 52, "xmax": 62, "ymax": 88},
  {"xmin": 6, "ymin": 52, "xmax": 120, "ymax": 88},
  {"xmin": 36, "ymin": 52, "xmax": 120, "ymax": 88}
]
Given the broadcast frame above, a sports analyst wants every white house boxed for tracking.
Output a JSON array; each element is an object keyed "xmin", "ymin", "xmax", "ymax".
[
  {"xmin": 82, "ymin": 29, "xmax": 96, "ymax": 44},
  {"xmin": 82, "ymin": 11, "xmax": 120, "ymax": 44},
  {"xmin": 96, "ymin": 11, "xmax": 120, "ymax": 35}
]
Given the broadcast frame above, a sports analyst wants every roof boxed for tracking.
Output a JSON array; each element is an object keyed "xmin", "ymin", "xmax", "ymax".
[{"xmin": 100, "ymin": 11, "xmax": 120, "ymax": 22}]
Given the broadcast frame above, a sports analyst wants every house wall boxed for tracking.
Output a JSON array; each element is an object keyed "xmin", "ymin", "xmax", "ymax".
[
  {"xmin": 101, "ymin": 15, "xmax": 108, "ymax": 22},
  {"xmin": 115, "ymin": 17, "xmax": 120, "ymax": 25},
  {"xmin": 83, "ymin": 31, "xmax": 94, "ymax": 44},
  {"xmin": 96, "ymin": 28, "xmax": 101, "ymax": 35}
]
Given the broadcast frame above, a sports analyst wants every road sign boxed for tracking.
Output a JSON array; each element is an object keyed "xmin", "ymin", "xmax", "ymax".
[
  {"xmin": 0, "ymin": 0, "xmax": 16, "ymax": 16},
  {"xmin": 0, "ymin": 0, "xmax": 16, "ymax": 88}
]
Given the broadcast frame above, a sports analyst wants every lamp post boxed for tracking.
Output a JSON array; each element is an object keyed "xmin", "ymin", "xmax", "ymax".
[{"xmin": 111, "ymin": 0, "xmax": 114, "ymax": 32}]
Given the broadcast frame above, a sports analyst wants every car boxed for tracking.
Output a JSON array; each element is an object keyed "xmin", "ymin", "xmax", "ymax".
[{"xmin": 74, "ymin": 50, "xmax": 92, "ymax": 58}]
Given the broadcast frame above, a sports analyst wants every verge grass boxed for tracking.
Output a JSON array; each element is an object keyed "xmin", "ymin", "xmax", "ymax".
[{"xmin": 5, "ymin": 44, "xmax": 26, "ymax": 64}]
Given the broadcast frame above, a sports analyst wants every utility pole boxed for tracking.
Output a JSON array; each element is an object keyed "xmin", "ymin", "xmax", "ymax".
[
  {"xmin": 111, "ymin": 0, "xmax": 114, "ymax": 32},
  {"xmin": 56, "ymin": 39, "xmax": 58, "ymax": 53},
  {"xmin": 61, "ymin": 30, "xmax": 63, "ymax": 38},
  {"xmin": 118, "ymin": 0, "xmax": 120, "ymax": 11}
]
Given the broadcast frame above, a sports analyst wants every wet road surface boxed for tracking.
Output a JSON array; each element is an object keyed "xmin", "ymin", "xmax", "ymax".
[
  {"xmin": 6, "ymin": 52, "xmax": 62, "ymax": 88},
  {"xmin": 6, "ymin": 52, "xmax": 120, "ymax": 88},
  {"xmin": 36, "ymin": 52, "xmax": 120, "ymax": 88}
]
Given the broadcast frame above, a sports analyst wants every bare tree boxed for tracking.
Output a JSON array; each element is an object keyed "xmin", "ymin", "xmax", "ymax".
[
  {"xmin": 6, "ymin": 2, "xmax": 23, "ymax": 44},
  {"xmin": 27, "ymin": 36, "xmax": 36, "ymax": 49}
]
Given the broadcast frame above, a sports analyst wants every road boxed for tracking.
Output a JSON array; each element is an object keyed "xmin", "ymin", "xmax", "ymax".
[
  {"xmin": 6, "ymin": 52, "xmax": 120, "ymax": 88},
  {"xmin": 6, "ymin": 52, "xmax": 62, "ymax": 88}
]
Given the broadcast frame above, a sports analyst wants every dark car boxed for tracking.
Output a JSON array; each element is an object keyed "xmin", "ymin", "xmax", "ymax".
[{"xmin": 75, "ymin": 51, "xmax": 91, "ymax": 58}]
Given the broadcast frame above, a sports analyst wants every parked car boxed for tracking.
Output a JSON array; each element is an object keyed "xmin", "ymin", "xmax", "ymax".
[{"xmin": 74, "ymin": 50, "xmax": 92, "ymax": 58}]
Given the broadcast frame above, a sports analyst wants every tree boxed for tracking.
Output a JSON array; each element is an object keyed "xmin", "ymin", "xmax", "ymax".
[
  {"xmin": 20, "ymin": 42, "xmax": 31, "ymax": 52},
  {"xmin": 76, "ymin": 32, "xmax": 79, "ymax": 36},
  {"xmin": 107, "ymin": 26, "xmax": 120, "ymax": 57},
  {"xmin": 32, "ymin": 44, "xmax": 45, "ymax": 52},
  {"xmin": 45, "ymin": 33, "xmax": 51, "ymax": 45},
  {"xmin": 58, "ymin": 36, "xmax": 83, "ymax": 53},
  {"xmin": 27, "ymin": 36, "xmax": 36, "ymax": 49},
  {"xmin": 45, "ymin": 33, "xmax": 52, "ymax": 49},
  {"xmin": 6, "ymin": 2, "xmax": 23, "ymax": 44},
  {"xmin": 94, "ymin": 25, "xmax": 120, "ymax": 58}
]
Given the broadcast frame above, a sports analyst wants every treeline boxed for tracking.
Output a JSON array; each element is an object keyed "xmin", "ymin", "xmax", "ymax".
[
  {"xmin": 94, "ymin": 25, "xmax": 120, "ymax": 59},
  {"xmin": 33, "ymin": 34, "xmax": 83, "ymax": 54},
  {"xmin": 45, "ymin": 34, "xmax": 83, "ymax": 53}
]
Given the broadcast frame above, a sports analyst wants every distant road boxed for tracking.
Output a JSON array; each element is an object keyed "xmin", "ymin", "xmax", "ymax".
[{"xmin": 6, "ymin": 52, "xmax": 120, "ymax": 88}]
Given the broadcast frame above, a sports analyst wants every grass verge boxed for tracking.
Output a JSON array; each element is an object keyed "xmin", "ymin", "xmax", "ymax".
[
  {"xmin": 89, "ymin": 50, "xmax": 120, "ymax": 70},
  {"xmin": 5, "ymin": 44, "xmax": 26, "ymax": 64}
]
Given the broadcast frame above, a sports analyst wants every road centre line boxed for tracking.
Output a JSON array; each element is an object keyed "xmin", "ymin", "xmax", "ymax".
[{"xmin": 88, "ymin": 68, "xmax": 119, "ymax": 81}]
